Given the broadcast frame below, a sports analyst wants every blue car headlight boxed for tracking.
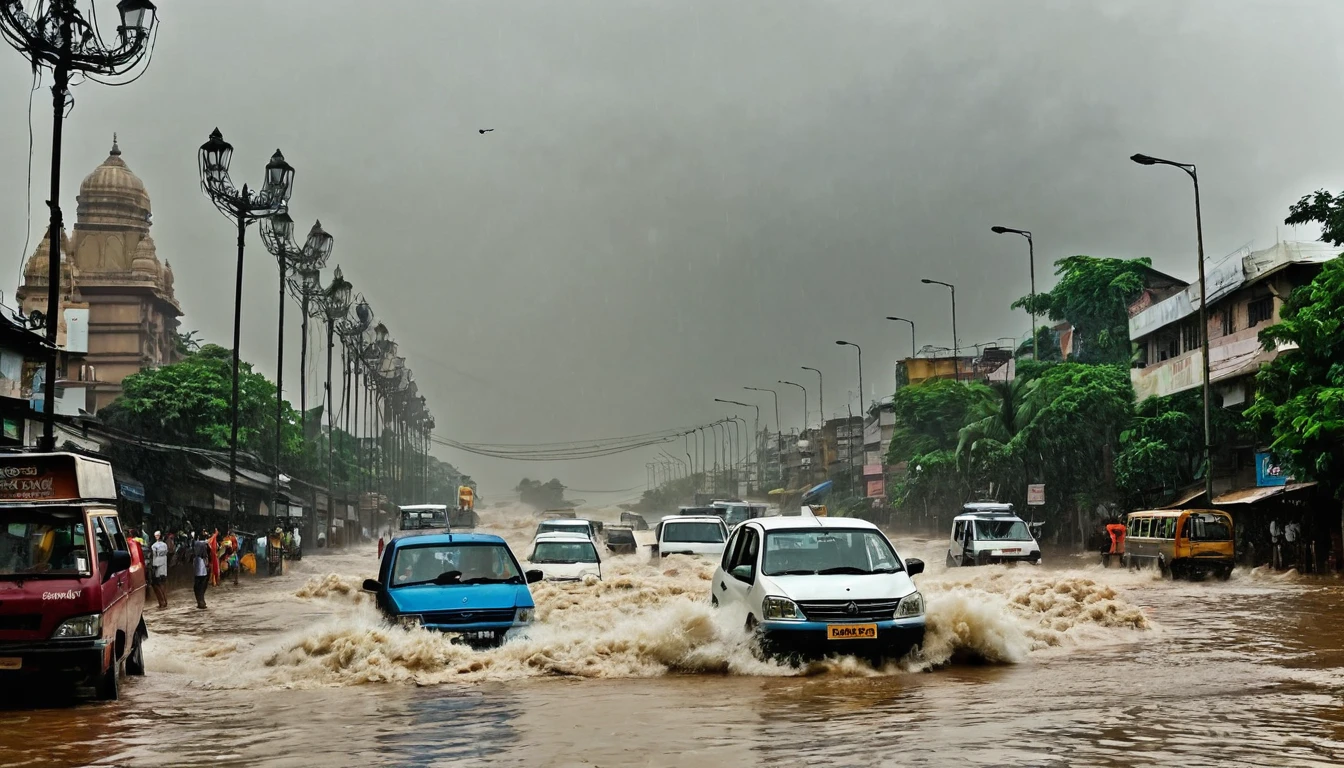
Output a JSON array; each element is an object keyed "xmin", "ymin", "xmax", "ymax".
[
  {"xmin": 397, "ymin": 614, "xmax": 424, "ymax": 629},
  {"xmin": 514, "ymin": 607, "xmax": 535, "ymax": 624}
]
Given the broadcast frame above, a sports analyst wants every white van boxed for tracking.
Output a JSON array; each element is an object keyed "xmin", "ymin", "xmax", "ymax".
[
  {"xmin": 946, "ymin": 503, "xmax": 1042, "ymax": 567},
  {"xmin": 652, "ymin": 515, "xmax": 729, "ymax": 559}
]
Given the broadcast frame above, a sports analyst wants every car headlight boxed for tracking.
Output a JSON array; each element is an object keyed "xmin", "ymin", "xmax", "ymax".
[
  {"xmin": 514, "ymin": 607, "xmax": 535, "ymax": 624},
  {"xmin": 51, "ymin": 613, "xmax": 102, "ymax": 639},
  {"xmin": 397, "ymin": 614, "xmax": 424, "ymax": 629},
  {"xmin": 763, "ymin": 596, "xmax": 803, "ymax": 621},
  {"xmin": 895, "ymin": 592, "xmax": 924, "ymax": 618}
]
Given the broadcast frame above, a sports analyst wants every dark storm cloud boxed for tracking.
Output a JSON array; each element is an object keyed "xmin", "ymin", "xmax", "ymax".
[{"xmin": 1, "ymin": 0, "xmax": 1341, "ymax": 499}]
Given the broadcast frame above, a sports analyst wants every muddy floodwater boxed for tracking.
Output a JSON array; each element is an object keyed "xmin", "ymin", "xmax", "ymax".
[{"xmin": 3, "ymin": 512, "xmax": 1344, "ymax": 767}]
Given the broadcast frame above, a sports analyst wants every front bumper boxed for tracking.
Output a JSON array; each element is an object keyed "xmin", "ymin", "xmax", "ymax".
[
  {"xmin": 0, "ymin": 639, "xmax": 111, "ymax": 685},
  {"xmin": 970, "ymin": 552, "xmax": 1040, "ymax": 566},
  {"xmin": 757, "ymin": 617, "xmax": 926, "ymax": 660},
  {"xmin": 420, "ymin": 621, "xmax": 527, "ymax": 647}
]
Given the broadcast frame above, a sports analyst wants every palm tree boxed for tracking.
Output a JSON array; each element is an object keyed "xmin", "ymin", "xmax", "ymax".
[{"xmin": 956, "ymin": 378, "xmax": 1038, "ymax": 497}]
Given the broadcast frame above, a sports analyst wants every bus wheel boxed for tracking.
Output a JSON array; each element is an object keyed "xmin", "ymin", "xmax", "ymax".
[{"xmin": 94, "ymin": 662, "xmax": 119, "ymax": 701}]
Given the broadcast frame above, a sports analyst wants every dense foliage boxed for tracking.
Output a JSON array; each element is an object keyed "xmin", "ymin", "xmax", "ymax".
[
  {"xmin": 516, "ymin": 478, "xmax": 571, "ymax": 509},
  {"xmin": 1013, "ymin": 255, "xmax": 1153, "ymax": 364}
]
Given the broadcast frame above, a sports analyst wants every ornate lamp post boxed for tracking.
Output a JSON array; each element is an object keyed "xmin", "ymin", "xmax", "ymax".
[
  {"xmin": 2, "ymin": 0, "xmax": 158, "ymax": 448},
  {"xmin": 291, "ymin": 263, "xmax": 324, "ymax": 439},
  {"xmin": 199, "ymin": 128, "xmax": 295, "ymax": 517},
  {"xmin": 260, "ymin": 214, "xmax": 332, "ymax": 488},
  {"xmin": 320, "ymin": 266, "xmax": 353, "ymax": 511}
]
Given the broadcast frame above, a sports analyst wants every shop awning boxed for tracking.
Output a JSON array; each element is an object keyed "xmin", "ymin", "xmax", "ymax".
[
  {"xmin": 1162, "ymin": 485, "xmax": 1207, "ymax": 509},
  {"xmin": 1212, "ymin": 482, "xmax": 1318, "ymax": 505}
]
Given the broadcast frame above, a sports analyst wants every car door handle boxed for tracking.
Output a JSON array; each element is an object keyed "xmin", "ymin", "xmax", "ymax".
[{"xmin": 718, "ymin": 581, "xmax": 726, "ymax": 591}]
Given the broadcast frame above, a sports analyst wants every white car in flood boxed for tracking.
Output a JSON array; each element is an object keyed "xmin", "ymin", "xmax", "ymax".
[
  {"xmin": 525, "ymin": 532, "xmax": 603, "ymax": 582},
  {"xmin": 711, "ymin": 514, "xmax": 925, "ymax": 661},
  {"xmin": 652, "ymin": 515, "xmax": 729, "ymax": 559}
]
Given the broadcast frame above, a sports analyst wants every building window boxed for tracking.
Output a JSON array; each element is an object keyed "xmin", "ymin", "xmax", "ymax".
[
  {"xmin": 1248, "ymin": 296, "xmax": 1274, "ymax": 326},
  {"xmin": 1181, "ymin": 320, "xmax": 1200, "ymax": 353},
  {"xmin": 1219, "ymin": 308, "xmax": 1233, "ymax": 337}
]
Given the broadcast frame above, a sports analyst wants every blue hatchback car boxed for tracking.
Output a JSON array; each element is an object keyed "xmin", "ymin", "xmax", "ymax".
[{"xmin": 362, "ymin": 532, "xmax": 543, "ymax": 647}]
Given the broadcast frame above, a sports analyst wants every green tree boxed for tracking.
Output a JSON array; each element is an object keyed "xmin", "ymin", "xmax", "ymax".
[
  {"xmin": 956, "ymin": 378, "xmax": 1037, "ymax": 495},
  {"xmin": 1115, "ymin": 390, "xmax": 1251, "ymax": 509},
  {"xmin": 100, "ymin": 344, "xmax": 301, "ymax": 465},
  {"xmin": 1247, "ymin": 255, "xmax": 1344, "ymax": 499},
  {"xmin": 516, "ymin": 478, "xmax": 569, "ymax": 509},
  {"xmin": 1013, "ymin": 255, "xmax": 1153, "ymax": 364}
]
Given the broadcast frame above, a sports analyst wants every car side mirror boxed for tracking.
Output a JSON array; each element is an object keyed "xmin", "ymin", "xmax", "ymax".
[
  {"xmin": 730, "ymin": 564, "xmax": 754, "ymax": 582},
  {"xmin": 525, "ymin": 569, "xmax": 544, "ymax": 584},
  {"xmin": 362, "ymin": 578, "xmax": 381, "ymax": 592},
  {"xmin": 905, "ymin": 558, "xmax": 924, "ymax": 576},
  {"xmin": 108, "ymin": 550, "xmax": 131, "ymax": 574}
]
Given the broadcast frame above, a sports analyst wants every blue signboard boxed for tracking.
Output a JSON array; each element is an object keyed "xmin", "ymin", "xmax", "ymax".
[{"xmin": 1256, "ymin": 452, "xmax": 1287, "ymax": 487}]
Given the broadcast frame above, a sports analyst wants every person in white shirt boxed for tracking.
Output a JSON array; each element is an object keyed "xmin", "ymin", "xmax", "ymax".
[
  {"xmin": 291, "ymin": 527, "xmax": 302, "ymax": 559},
  {"xmin": 149, "ymin": 531, "xmax": 169, "ymax": 609}
]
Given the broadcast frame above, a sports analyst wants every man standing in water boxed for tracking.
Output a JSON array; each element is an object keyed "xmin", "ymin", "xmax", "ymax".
[
  {"xmin": 193, "ymin": 530, "xmax": 211, "ymax": 609},
  {"xmin": 150, "ymin": 531, "xmax": 169, "ymax": 609}
]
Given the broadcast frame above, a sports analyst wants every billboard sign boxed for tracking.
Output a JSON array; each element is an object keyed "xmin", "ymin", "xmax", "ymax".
[{"xmin": 1027, "ymin": 484, "xmax": 1045, "ymax": 506}]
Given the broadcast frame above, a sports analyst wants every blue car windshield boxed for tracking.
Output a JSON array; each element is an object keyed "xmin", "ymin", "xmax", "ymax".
[{"xmin": 391, "ymin": 543, "xmax": 521, "ymax": 587}]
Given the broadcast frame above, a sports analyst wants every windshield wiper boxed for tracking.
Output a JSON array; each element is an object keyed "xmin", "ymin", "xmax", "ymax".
[
  {"xmin": 460, "ymin": 576, "xmax": 522, "ymax": 585},
  {"xmin": 817, "ymin": 566, "xmax": 873, "ymax": 575},
  {"xmin": 768, "ymin": 569, "xmax": 818, "ymax": 576}
]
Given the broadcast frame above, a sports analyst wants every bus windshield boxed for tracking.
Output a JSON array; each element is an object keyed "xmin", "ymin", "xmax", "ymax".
[
  {"xmin": 1187, "ymin": 514, "xmax": 1232, "ymax": 542},
  {"xmin": 0, "ymin": 510, "xmax": 91, "ymax": 576},
  {"xmin": 401, "ymin": 508, "xmax": 448, "ymax": 530}
]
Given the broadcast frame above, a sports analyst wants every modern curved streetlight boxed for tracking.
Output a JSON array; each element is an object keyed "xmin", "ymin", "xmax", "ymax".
[
  {"xmin": 801, "ymin": 366, "xmax": 823, "ymax": 427},
  {"xmin": 2, "ymin": 0, "xmax": 158, "ymax": 448},
  {"xmin": 199, "ymin": 128, "xmax": 295, "ymax": 516},
  {"xmin": 778, "ymin": 380, "xmax": 808, "ymax": 434},
  {"xmin": 991, "ymin": 226, "xmax": 1038, "ymax": 360},
  {"xmin": 835, "ymin": 340, "xmax": 864, "ymax": 497},
  {"xmin": 920, "ymin": 279, "xmax": 959, "ymax": 381},
  {"xmin": 1132, "ymin": 151, "xmax": 1212, "ymax": 504}
]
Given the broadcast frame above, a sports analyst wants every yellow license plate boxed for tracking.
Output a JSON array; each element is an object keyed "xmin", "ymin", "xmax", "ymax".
[
  {"xmin": 826, "ymin": 624, "xmax": 877, "ymax": 641},
  {"xmin": 0, "ymin": 657, "xmax": 20, "ymax": 671}
]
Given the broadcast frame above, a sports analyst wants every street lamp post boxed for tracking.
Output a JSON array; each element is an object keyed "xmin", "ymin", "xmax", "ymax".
[
  {"xmin": 778, "ymin": 380, "xmax": 808, "ymax": 436},
  {"xmin": 199, "ymin": 129, "xmax": 295, "ymax": 519},
  {"xmin": 991, "ymin": 226, "xmax": 1037, "ymax": 360},
  {"xmin": 744, "ymin": 387, "xmax": 780, "ymax": 486},
  {"xmin": 836, "ymin": 341, "xmax": 864, "ymax": 498},
  {"xmin": 1, "ymin": 0, "xmax": 158, "ymax": 450},
  {"xmin": 920, "ymin": 279, "xmax": 959, "ymax": 381},
  {"xmin": 1132, "ymin": 152, "xmax": 1214, "ymax": 504},
  {"xmin": 261, "ymin": 214, "xmax": 333, "ymax": 495},
  {"xmin": 321, "ymin": 267, "xmax": 353, "ymax": 525},
  {"xmin": 801, "ymin": 366, "xmax": 823, "ymax": 427},
  {"xmin": 886, "ymin": 316, "xmax": 916, "ymax": 391},
  {"xmin": 715, "ymin": 399, "xmax": 759, "ymax": 492}
]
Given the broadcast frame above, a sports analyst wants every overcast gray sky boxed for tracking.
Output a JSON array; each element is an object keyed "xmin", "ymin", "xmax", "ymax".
[{"xmin": 2, "ymin": 0, "xmax": 1342, "ymax": 502}]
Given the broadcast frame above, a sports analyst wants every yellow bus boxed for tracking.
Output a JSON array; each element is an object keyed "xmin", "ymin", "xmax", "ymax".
[{"xmin": 1124, "ymin": 508, "xmax": 1235, "ymax": 580}]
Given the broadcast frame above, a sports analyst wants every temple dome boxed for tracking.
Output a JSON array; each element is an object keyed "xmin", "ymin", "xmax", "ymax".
[
  {"xmin": 23, "ymin": 230, "xmax": 72, "ymax": 282},
  {"xmin": 76, "ymin": 135, "xmax": 151, "ymax": 231}
]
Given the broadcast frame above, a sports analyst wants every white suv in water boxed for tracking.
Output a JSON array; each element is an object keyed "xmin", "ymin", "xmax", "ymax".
[
  {"xmin": 652, "ymin": 515, "xmax": 729, "ymax": 559},
  {"xmin": 946, "ymin": 503, "xmax": 1043, "ymax": 567},
  {"xmin": 712, "ymin": 514, "xmax": 925, "ymax": 661}
]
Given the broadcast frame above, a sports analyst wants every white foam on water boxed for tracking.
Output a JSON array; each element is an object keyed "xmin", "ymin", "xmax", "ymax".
[{"xmin": 144, "ymin": 514, "xmax": 1155, "ymax": 688}]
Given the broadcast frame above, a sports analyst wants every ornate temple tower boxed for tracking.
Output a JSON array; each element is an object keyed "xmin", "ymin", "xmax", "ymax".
[{"xmin": 17, "ymin": 136, "xmax": 183, "ymax": 413}]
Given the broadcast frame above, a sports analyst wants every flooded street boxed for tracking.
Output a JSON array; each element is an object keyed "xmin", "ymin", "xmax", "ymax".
[{"xmin": 3, "ymin": 515, "xmax": 1343, "ymax": 768}]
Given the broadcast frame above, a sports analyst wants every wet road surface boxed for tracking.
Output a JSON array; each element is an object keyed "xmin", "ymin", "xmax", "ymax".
[{"xmin": 2, "ymin": 516, "xmax": 1342, "ymax": 768}]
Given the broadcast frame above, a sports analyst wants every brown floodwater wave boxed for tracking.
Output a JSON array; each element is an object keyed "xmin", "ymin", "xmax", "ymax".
[{"xmin": 5, "ymin": 511, "xmax": 1344, "ymax": 767}]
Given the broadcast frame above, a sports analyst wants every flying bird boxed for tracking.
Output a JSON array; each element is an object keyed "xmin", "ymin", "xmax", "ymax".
[{"xmin": 479, "ymin": 128, "xmax": 494, "ymax": 134}]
